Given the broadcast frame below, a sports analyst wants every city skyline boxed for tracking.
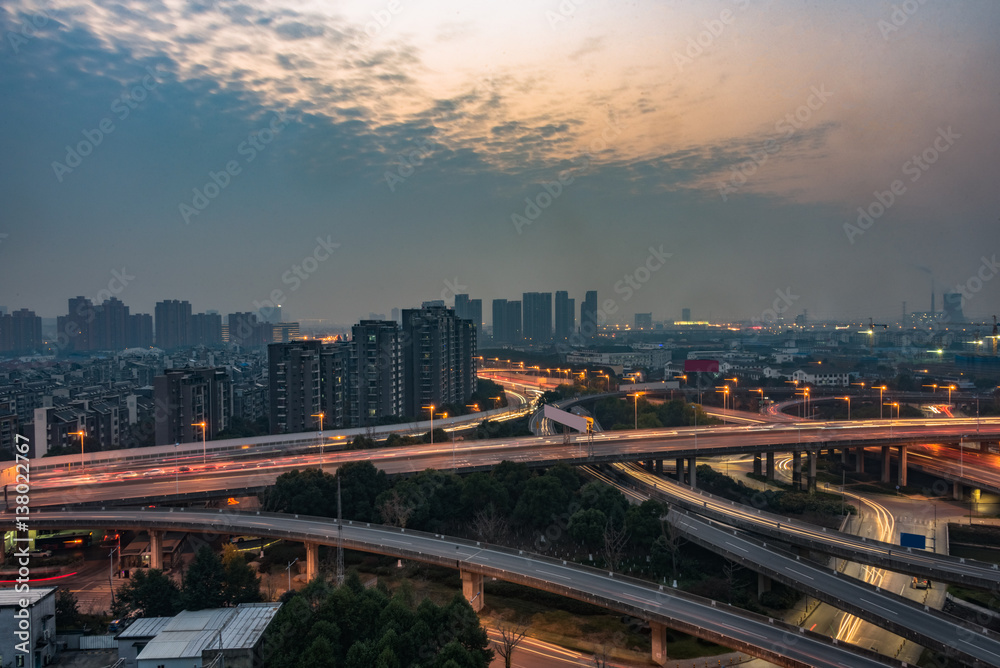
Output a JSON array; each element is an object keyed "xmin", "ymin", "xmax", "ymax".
[{"xmin": 1, "ymin": 1, "xmax": 999, "ymax": 325}]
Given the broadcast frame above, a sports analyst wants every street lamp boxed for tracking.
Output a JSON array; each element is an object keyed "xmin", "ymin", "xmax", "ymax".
[
  {"xmin": 948, "ymin": 384, "xmax": 956, "ymax": 405},
  {"xmin": 629, "ymin": 392, "xmax": 645, "ymax": 429},
  {"xmin": 424, "ymin": 405, "xmax": 435, "ymax": 444},
  {"xmin": 286, "ymin": 558, "xmax": 298, "ymax": 592},
  {"xmin": 311, "ymin": 412, "xmax": 325, "ymax": 471},
  {"xmin": 841, "ymin": 396, "xmax": 851, "ymax": 420},
  {"xmin": 74, "ymin": 430, "xmax": 86, "ymax": 470},
  {"xmin": 192, "ymin": 421, "xmax": 207, "ymax": 464},
  {"xmin": 878, "ymin": 385, "xmax": 887, "ymax": 419}
]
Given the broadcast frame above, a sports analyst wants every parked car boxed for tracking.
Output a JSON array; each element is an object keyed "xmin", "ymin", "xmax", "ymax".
[{"xmin": 910, "ymin": 577, "xmax": 931, "ymax": 589}]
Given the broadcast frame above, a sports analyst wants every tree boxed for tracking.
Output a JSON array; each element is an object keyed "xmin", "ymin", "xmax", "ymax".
[
  {"xmin": 378, "ymin": 489, "xmax": 415, "ymax": 528},
  {"xmin": 601, "ymin": 521, "xmax": 629, "ymax": 573},
  {"xmin": 112, "ymin": 569, "xmax": 180, "ymax": 619},
  {"xmin": 494, "ymin": 616, "xmax": 529, "ymax": 668},
  {"xmin": 262, "ymin": 467, "xmax": 337, "ymax": 517},
  {"xmin": 182, "ymin": 546, "xmax": 226, "ymax": 610},
  {"xmin": 568, "ymin": 508, "xmax": 607, "ymax": 548},
  {"xmin": 470, "ymin": 503, "xmax": 510, "ymax": 544},
  {"xmin": 55, "ymin": 589, "xmax": 79, "ymax": 628},
  {"xmin": 513, "ymin": 475, "xmax": 570, "ymax": 528},
  {"xmin": 336, "ymin": 461, "xmax": 390, "ymax": 521},
  {"xmin": 222, "ymin": 545, "xmax": 262, "ymax": 605}
]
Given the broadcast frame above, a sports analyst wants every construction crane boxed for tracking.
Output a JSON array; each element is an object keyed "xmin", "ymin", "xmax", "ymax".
[{"xmin": 868, "ymin": 318, "xmax": 888, "ymax": 352}]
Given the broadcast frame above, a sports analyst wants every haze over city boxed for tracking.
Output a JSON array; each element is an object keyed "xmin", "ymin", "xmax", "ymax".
[{"xmin": 2, "ymin": 0, "xmax": 999, "ymax": 325}]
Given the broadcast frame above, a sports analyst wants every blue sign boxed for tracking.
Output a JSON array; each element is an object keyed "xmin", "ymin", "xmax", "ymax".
[{"xmin": 900, "ymin": 532, "xmax": 926, "ymax": 549}]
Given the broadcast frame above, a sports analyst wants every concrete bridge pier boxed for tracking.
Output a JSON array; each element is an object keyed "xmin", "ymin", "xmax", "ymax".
[
  {"xmin": 149, "ymin": 530, "xmax": 163, "ymax": 570},
  {"xmin": 644, "ymin": 460, "xmax": 655, "ymax": 473},
  {"xmin": 461, "ymin": 569, "xmax": 484, "ymax": 612},
  {"xmin": 305, "ymin": 542, "xmax": 319, "ymax": 582},
  {"xmin": 855, "ymin": 447, "xmax": 865, "ymax": 473},
  {"xmin": 753, "ymin": 453, "xmax": 762, "ymax": 476},
  {"xmin": 841, "ymin": 447, "xmax": 848, "ymax": 465},
  {"xmin": 898, "ymin": 445, "xmax": 907, "ymax": 487},
  {"xmin": 792, "ymin": 451, "xmax": 802, "ymax": 491},
  {"xmin": 655, "ymin": 459, "xmax": 663, "ymax": 475},
  {"xmin": 675, "ymin": 458, "xmax": 685, "ymax": 483},
  {"xmin": 757, "ymin": 572, "xmax": 772, "ymax": 600},
  {"xmin": 766, "ymin": 452, "xmax": 775, "ymax": 481},
  {"xmin": 807, "ymin": 450, "xmax": 817, "ymax": 494},
  {"xmin": 650, "ymin": 621, "xmax": 668, "ymax": 666},
  {"xmin": 880, "ymin": 446, "xmax": 891, "ymax": 484},
  {"xmin": 688, "ymin": 458, "xmax": 697, "ymax": 490}
]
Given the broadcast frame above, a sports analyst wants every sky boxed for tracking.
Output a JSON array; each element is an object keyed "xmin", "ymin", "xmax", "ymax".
[{"xmin": 1, "ymin": 0, "xmax": 999, "ymax": 328}]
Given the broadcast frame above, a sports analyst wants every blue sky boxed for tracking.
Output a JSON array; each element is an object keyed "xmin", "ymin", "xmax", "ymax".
[{"xmin": 1, "ymin": 0, "xmax": 998, "ymax": 327}]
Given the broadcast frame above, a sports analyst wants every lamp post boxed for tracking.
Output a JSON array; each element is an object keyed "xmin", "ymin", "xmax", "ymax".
[
  {"xmin": 424, "ymin": 405, "xmax": 436, "ymax": 445},
  {"xmin": 286, "ymin": 558, "xmax": 298, "ymax": 593},
  {"xmin": 948, "ymin": 384, "xmax": 956, "ymax": 405},
  {"xmin": 193, "ymin": 421, "xmax": 207, "ymax": 464},
  {"xmin": 842, "ymin": 396, "xmax": 851, "ymax": 420},
  {"xmin": 878, "ymin": 386, "xmax": 887, "ymax": 419},
  {"xmin": 75, "ymin": 430, "xmax": 86, "ymax": 470},
  {"xmin": 629, "ymin": 392, "xmax": 645, "ymax": 429},
  {"xmin": 311, "ymin": 412, "xmax": 325, "ymax": 471}
]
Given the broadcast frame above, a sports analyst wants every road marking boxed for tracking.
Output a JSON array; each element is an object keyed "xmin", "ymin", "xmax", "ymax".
[
  {"xmin": 724, "ymin": 541, "xmax": 749, "ymax": 553},
  {"xmin": 859, "ymin": 598, "xmax": 898, "ymax": 616},
  {"xmin": 786, "ymin": 568, "xmax": 814, "ymax": 581}
]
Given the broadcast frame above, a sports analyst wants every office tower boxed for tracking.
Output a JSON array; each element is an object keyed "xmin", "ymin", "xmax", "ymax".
[
  {"xmin": 191, "ymin": 312, "xmax": 224, "ymax": 346},
  {"xmin": 522, "ymin": 292, "xmax": 552, "ymax": 344},
  {"xmin": 635, "ymin": 313, "xmax": 652, "ymax": 330},
  {"xmin": 942, "ymin": 293, "xmax": 965, "ymax": 323},
  {"xmin": 128, "ymin": 313, "xmax": 153, "ymax": 348},
  {"xmin": 391, "ymin": 307, "xmax": 400, "ymax": 324},
  {"xmin": 268, "ymin": 340, "xmax": 323, "ymax": 435},
  {"xmin": 352, "ymin": 320, "xmax": 404, "ymax": 426},
  {"xmin": 401, "ymin": 306, "xmax": 476, "ymax": 418},
  {"xmin": 154, "ymin": 300, "xmax": 193, "ymax": 350},
  {"xmin": 554, "ymin": 291, "xmax": 575, "ymax": 340},
  {"xmin": 258, "ymin": 305, "xmax": 282, "ymax": 324},
  {"xmin": 153, "ymin": 367, "xmax": 232, "ymax": 445},
  {"xmin": 270, "ymin": 322, "xmax": 301, "ymax": 343},
  {"xmin": 0, "ymin": 308, "xmax": 42, "ymax": 353},
  {"xmin": 581, "ymin": 290, "xmax": 597, "ymax": 340},
  {"xmin": 682, "ymin": 308, "xmax": 691, "ymax": 321},
  {"xmin": 506, "ymin": 301, "xmax": 522, "ymax": 343}
]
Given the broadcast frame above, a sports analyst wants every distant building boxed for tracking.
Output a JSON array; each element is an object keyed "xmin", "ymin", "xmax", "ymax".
[
  {"xmin": 554, "ymin": 291, "xmax": 575, "ymax": 340},
  {"xmin": 352, "ymin": 320, "xmax": 404, "ymax": 426},
  {"xmin": 0, "ymin": 308, "xmax": 42, "ymax": 353},
  {"xmin": 455, "ymin": 295, "xmax": 483, "ymax": 341},
  {"xmin": 492, "ymin": 299, "xmax": 522, "ymax": 344},
  {"xmin": 154, "ymin": 299, "xmax": 193, "ymax": 350},
  {"xmin": 581, "ymin": 290, "xmax": 598, "ymax": 340},
  {"xmin": 33, "ymin": 399, "xmax": 121, "ymax": 456},
  {"xmin": 268, "ymin": 340, "xmax": 323, "ymax": 435},
  {"xmin": 522, "ymin": 292, "xmax": 552, "ymax": 344},
  {"xmin": 0, "ymin": 587, "xmax": 57, "ymax": 668},
  {"xmin": 269, "ymin": 322, "xmax": 301, "ymax": 343},
  {"xmin": 682, "ymin": 308, "xmax": 691, "ymax": 321},
  {"xmin": 227, "ymin": 312, "xmax": 269, "ymax": 349},
  {"xmin": 942, "ymin": 292, "xmax": 965, "ymax": 323},
  {"xmin": 191, "ymin": 312, "xmax": 224, "ymax": 346},
  {"xmin": 634, "ymin": 313, "xmax": 653, "ymax": 330},
  {"xmin": 153, "ymin": 367, "xmax": 232, "ymax": 445},
  {"xmin": 128, "ymin": 312, "xmax": 154, "ymax": 348}
]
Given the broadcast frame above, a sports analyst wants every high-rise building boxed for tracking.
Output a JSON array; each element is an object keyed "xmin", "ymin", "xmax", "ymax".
[
  {"xmin": 581, "ymin": 290, "xmax": 597, "ymax": 340},
  {"xmin": 319, "ymin": 341, "xmax": 353, "ymax": 430},
  {"xmin": 635, "ymin": 313, "xmax": 652, "ymax": 330},
  {"xmin": 401, "ymin": 306, "xmax": 477, "ymax": 418},
  {"xmin": 352, "ymin": 320, "xmax": 404, "ymax": 426},
  {"xmin": 57, "ymin": 297, "xmax": 96, "ymax": 352},
  {"xmin": 96, "ymin": 297, "xmax": 130, "ymax": 351},
  {"xmin": 128, "ymin": 313, "xmax": 153, "ymax": 348},
  {"xmin": 153, "ymin": 367, "xmax": 232, "ymax": 445},
  {"xmin": 456, "ymin": 295, "xmax": 483, "ymax": 341},
  {"xmin": 554, "ymin": 291, "xmax": 575, "ymax": 340},
  {"xmin": 268, "ymin": 340, "xmax": 322, "ymax": 435},
  {"xmin": 492, "ymin": 299, "xmax": 508, "ymax": 343},
  {"xmin": 191, "ymin": 312, "xmax": 224, "ymax": 346},
  {"xmin": 154, "ymin": 300, "xmax": 193, "ymax": 350},
  {"xmin": 682, "ymin": 308, "xmax": 691, "ymax": 321},
  {"xmin": 0, "ymin": 308, "xmax": 42, "ymax": 353},
  {"xmin": 506, "ymin": 300, "xmax": 522, "ymax": 343},
  {"xmin": 455, "ymin": 294, "xmax": 470, "ymax": 319},
  {"xmin": 228, "ymin": 312, "xmax": 269, "ymax": 349},
  {"xmin": 522, "ymin": 292, "xmax": 552, "ymax": 344}
]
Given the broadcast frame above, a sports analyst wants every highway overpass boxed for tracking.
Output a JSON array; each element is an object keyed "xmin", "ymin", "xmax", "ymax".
[{"xmin": 24, "ymin": 508, "xmax": 904, "ymax": 668}]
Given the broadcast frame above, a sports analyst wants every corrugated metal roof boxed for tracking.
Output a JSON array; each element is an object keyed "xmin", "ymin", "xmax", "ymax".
[
  {"xmin": 117, "ymin": 617, "xmax": 172, "ymax": 639},
  {"xmin": 0, "ymin": 587, "xmax": 56, "ymax": 607},
  {"xmin": 136, "ymin": 603, "xmax": 281, "ymax": 661}
]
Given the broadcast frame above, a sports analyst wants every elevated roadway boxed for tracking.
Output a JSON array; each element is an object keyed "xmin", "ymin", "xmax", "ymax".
[{"xmin": 24, "ymin": 508, "xmax": 903, "ymax": 668}]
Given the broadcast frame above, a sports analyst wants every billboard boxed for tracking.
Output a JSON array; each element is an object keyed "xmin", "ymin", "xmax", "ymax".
[{"xmin": 899, "ymin": 532, "xmax": 927, "ymax": 549}]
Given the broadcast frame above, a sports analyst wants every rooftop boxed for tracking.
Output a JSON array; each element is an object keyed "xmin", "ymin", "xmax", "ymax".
[{"xmin": 135, "ymin": 603, "xmax": 281, "ymax": 661}]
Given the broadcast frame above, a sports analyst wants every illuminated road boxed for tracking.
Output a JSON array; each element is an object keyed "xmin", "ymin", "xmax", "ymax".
[{"xmin": 25, "ymin": 508, "xmax": 902, "ymax": 668}]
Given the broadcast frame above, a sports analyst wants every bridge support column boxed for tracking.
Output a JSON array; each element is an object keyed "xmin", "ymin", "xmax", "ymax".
[
  {"xmin": 898, "ymin": 446, "xmax": 907, "ymax": 487},
  {"xmin": 655, "ymin": 459, "xmax": 663, "ymax": 475},
  {"xmin": 855, "ymin": 447, "xmax": 865, "ymax": 473},
  {"xmin": 954, "ymin": 481, "xmax": 962, "ymax": 501},
  {"xmin": 644, "ymin": 460, "xmax": 655, "ymax": 473},
  {"xmin": 792, "ymin": 451, "xmax": 802, "ymax": 491},
  {"xmin": 650, "ymin": 621, "xmax": 668, "ymax": 666},
  {"xmin": 757, "ymin": 573, "xmax": 772, "ymax": 600},
  {"xmin": 148, "ymin": 530, "xmax": 163, "ymax": 570},
  {"xmin": 841, "ymin": 447, "xmax": 848, "ymax": 465},
  {"xmin": 675, "ymin": 458, "xmax": 685, "ymax": 483},
  {"xmin": 807, "ymin": 450, "xmax": 817, "ymax": 494},
  {"xmin": 880, "ymin": 446, "xmax": 891, "ymax": 484},
  {"xmin": 688, "ymin": 457, "xmax": 697, "ymax": 490},
  {"xmin": 753, "ymin": 453, "xmax": 762, "ymax": 476},
  {"xmin": 461, "ymin": 570, "xmax": 484, "ymax": 612},
  {"xmin": 766, "ymin": 452, "xmax": 775, "ymax": 481},
  {"xmin": 305, "ymin": 542, "xmax": 319, "ymax": 582}
]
